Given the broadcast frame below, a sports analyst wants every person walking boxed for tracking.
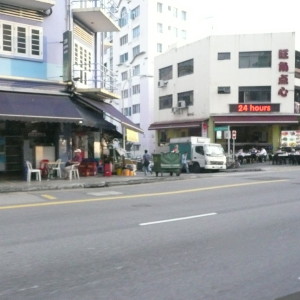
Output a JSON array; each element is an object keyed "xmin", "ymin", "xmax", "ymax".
[
  {"xmin": 181, "ymin": 151, "xmax": 189, "ymax": 173},
  {"xmin": 142, "ymin": 150, "xmax": 151, "ymax": 175}
]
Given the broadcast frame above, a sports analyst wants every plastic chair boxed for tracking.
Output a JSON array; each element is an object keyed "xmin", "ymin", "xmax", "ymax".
[
  {"xmin": 68, "ymin": 163, "xmax": 80, "ymax": 180},
  {"xmin": 52, "ymin": 159, "xmax": 62, "ymax": 178},
  {"xmin": 26, "ymin": 161, "xmax": 41, "ymax": 182}
]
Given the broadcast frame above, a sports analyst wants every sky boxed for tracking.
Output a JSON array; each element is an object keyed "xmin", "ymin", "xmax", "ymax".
[{"xmin": 188, "ymin": 0, "xmax": 300, "ymax": 41}]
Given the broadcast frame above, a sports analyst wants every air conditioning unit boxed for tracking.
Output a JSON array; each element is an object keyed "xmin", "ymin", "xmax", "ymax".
[
  {"xmin": 178, "ymin": 100, "xmax": 186, "ymax": 108},
  {"xmin": 158, "ymin": 80, "xmax": 168, "ymax": 88}
]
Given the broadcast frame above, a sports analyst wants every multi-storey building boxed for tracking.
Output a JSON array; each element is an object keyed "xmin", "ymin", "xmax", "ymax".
[
  {"xmin": 105, "ymin": 0, "xmax": 193, "ymax": 156},
  {"xmin": 0, "ymin": 0, "xmax": 141, "ymax": 176},
  {"xmin": 150, "ymin": 32, "xmax": 300, "ymax": 153}
]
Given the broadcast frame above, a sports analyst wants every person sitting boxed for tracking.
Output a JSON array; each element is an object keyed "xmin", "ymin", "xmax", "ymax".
[
  {"xmin": 64, "ymin": 149, "xmax": 82, "ymax": 179},
  {"xmin": 257, "ymin": 147, "xmax": 267, "ymax": 162}
]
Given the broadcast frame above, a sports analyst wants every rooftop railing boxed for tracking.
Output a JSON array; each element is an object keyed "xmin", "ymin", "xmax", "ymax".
[{"xmin": 73, "ymin": 62, "xmax": 118, "ymax": 93}]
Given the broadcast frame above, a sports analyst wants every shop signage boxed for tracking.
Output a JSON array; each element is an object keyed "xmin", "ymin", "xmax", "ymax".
[
  {"xmin": 278, "ymin": 49, "xmax": 289, "ymax": 98},
  {"xmin": 214, "ymin": 126, "xmax": 229, "ymax": 131},
  {"xmin": 229, "ymin": 104, "xmax": 280, "ymax": 113},
  {"xmin": 63, "ymin": 31, "xmax": 72, "ymax": 82}
]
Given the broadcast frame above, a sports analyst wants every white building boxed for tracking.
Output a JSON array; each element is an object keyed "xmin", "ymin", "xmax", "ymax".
[
  {"xmin": 104, "ymin": 0, "xmax": 195, "ymax": 156},
  {"xmin": 150, "ymin": 32, "xmax": 300, "ymax": 153}
]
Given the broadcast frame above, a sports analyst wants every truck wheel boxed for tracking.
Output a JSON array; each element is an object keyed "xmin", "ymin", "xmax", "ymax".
[{"xmin": 191, "ymin": 163, "xmax": 201, "ymax": 173}]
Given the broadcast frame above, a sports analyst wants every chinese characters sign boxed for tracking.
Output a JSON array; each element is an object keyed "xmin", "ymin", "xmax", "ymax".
[{"xmin": 278, "ymin": 49, "xmax": 289, "ymax": 97}]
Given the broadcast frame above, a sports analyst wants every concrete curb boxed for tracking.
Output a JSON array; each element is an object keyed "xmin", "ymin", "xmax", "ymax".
[{"xmin": 0, "ymin": 167, "xmax": 265, "ymax": 193}]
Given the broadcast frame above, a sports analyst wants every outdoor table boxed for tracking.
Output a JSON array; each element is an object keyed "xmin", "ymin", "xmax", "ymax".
[{"xmin": 46, "ymin": 161, "xmax": 63, "ymax": 179}]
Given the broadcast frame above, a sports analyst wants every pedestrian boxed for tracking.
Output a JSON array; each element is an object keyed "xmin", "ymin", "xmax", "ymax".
[
  {"xmin": 142, "ymin": 150, "xmax": 151, "ymax": 175},
  {"xmin": 181, "ymin": 151, "xmax": 189, "ymax": 173}
]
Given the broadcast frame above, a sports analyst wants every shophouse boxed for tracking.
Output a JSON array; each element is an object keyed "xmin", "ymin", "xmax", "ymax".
[
  {"xmin": 150, "ymin": 32, "xmax": 300, "ymax": 154},
  {"xmin": 104, "ymin": 0, "xmax": 194, "ymax": 157},
  {"xmin": 0, "ymin": 0, "xmax": 142, "ymax": 177}
]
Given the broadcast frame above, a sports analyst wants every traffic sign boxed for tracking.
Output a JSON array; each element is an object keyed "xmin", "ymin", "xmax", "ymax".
[{"xmin": 232, "ymin": 130, "xmax": 237, "ymax": 139}]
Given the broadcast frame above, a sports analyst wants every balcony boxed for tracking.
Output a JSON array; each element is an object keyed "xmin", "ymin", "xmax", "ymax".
[
  {"xmin": 72, "ymin": 0, "xmax": 120, "ymax": 32},
  {"xmin": 73, "ymin": 62, "xmax": 120, "ymax": 100},
  {"xmin": 0, "ymin": 0, "xmax": 55, "ymax": 11}
]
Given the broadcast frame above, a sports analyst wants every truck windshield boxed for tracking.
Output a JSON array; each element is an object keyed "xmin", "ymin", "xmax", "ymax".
[{"xmin": 204, "ymin": 144, "xmax": 224, "ymax": 156}]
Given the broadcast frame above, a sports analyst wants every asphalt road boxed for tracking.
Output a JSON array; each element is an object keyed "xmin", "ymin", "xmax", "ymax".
[{"xmin": 1, "ymin": 169, "xmax": 300, "ymax": 300}]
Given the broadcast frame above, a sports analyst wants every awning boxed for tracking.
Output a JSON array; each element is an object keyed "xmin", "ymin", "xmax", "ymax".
[
  {"xmin": 73, "ymin": 102, "xmax": 116, "ymax": 130},
  {"xmin": 149, "ymin": 119, "xmax": 206, "ymax": 130},
  {"xmin": 213, "ymin": 115, "xmax": 299, "ymax": 124},
  {"xmin": 0, "ymin": 91, "xmax": 82, "ymax": 123},
  {"xmin": 77, "ymin": 96, "xmax": 143, "ymax": 133}
]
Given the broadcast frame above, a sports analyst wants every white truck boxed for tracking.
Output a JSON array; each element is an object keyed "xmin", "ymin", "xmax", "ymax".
[{"xmin": 169, "ymin": 136, "xmax": 227, "ymax": 172}]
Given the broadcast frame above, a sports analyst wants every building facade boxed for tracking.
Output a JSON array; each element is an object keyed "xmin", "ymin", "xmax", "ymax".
[
  {"xmin": 104, "ymin": 0, "xmax": 194, "ymax": 157},
  {"xmin": 150, "ymin": 32, "xmax": 300, "ymax": 153},
  {"xmin": 0, "ymin": 0, "xmax": 141, "ymax": 177}
]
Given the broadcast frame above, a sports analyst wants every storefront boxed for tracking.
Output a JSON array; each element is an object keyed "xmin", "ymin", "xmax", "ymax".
[{"xmin": 212, "ymin": 115, "xmax": 299, "ymax": 153}]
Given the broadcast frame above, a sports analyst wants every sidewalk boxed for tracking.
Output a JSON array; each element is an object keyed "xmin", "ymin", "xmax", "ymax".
[{"xmin": 0, "ymin": 162, "xmax": 297, "ymax": 193}]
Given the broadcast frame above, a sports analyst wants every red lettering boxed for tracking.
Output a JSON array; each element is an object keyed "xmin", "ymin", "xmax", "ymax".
[
  {"xmin": 279, "ymin": 62, "xmax": 289, "ymax": 72},
  {"xmin": 278, "ymin": 49, "xmax": 289, "ymax": 59},
  {"xmin": 278, "ymin": 74, "xmax": 288, "ymax": 85},
  {"xmin": 238, "ymin": 104, "xmax": 248, "ymax": 112},
  {"xmin": 278, "ymin": 87, "xmax": 288, "ymax": 97}
]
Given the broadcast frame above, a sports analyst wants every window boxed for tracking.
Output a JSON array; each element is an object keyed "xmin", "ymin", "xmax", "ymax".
[
  {"xmin": 121, "ymin": 89, "xmax": 129, "ymax": 99},
  {"xmin": 173, "ymin": 7, "xmax": 178, "ymax": 17},
  {"xmin": 157, "ymin": 23, "xmax": 163, "ymax": 33},
  {"xmin": 120, "ymin": 34, "xmax": 128, "ymax": 46},
  {"xmin": 123, "ymin": 107, "xmax": 131, "ymax": 116},
  {"xmin": 120, "ymin": 52, "xmax": 128, "ymax": 63},
  {"xmin": 218, "ymin": 86, "xmax": 231, "ymax": 94},
  {"xmin": 132, "ymin": 26, "xmax": 140, "ymax": 38},
  {"xmin": 132, "ymin": 64, "xmax": 140, "ymax": 76},
  {"xmin": 0, "ymin": 21, "xmax": 43, "ymax": 59},
  {"xmin": 119, "ymin": 7, "xmax": 128, "ymax": 27},
  {"xmin": 159, "ymin": 65, "xmax": 173, "ymax": 80},
  {"xmin": 74, "ymin": 41, "xmax": 92, "ymax": 85},
  {"xmin": 178, "ymin": 91, "xmax": 193, "ymax": 106},
  {"xmin": 174, "ymin": 27, "xmax": 178, "ymax": 37},
  {"xmin": 159, "ymin": 95, "xmax": 173, "ymax": 109},
  {"xmin": 218, "ymin": 52, "xmax": 231, "ymax": 60},
  {"xmin": 132, "ymin": 84, "xmax": 140, "ymax": 95},
  {"xmin": 178, "ymin": 59, "xmax": 194, "ymax": 77},
  {"xmin": 239, "ymin": 51, "xmax": 271, "ymax": 68},
  {"xmin": 132, "ymin": 45, "xmax": 140, "ymax": 57},
  {"xmin": 157, "ymin": 43, "xmax": 162, "ymax": 53},
  {"xmin": 181, "ymin": 30, "xmax": 187, "ymax": 39},
  {"xmin": 238, "ymin": 86, "xmax": 271, "ymax": 103},
  {"xmin": 133, "ymin": 104, "xmax": 140, "ymax": 114},
  {"xmin": 157, "ymin": 2, "xmax": 162, "ymax": 13},
  {"xmin": 121, "ymin": 71, "xmax": 128, "ymax": 81},
  {"xmin": 131, "ymin": 6, "xmax": 140, "ymax": 19},
  {"xmin": 181, "ymin": 11, "xmax": 187, "ymax": 21}
]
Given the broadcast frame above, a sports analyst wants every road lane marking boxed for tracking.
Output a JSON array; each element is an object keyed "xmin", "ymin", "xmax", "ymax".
[
  {"xmin": 0, "ymin": 179, "xmax": 287, "ymax": 210},
  {"xmin": 139, "ymin": 212, "xmax": 217, "ymax": 226},
  {"xmin": 87, "ymin": 191, "xmax": 123, "ymax": 196},
  {"xmin": 41, "ymin": 194, "xmax": 57, "ymax": 200}
]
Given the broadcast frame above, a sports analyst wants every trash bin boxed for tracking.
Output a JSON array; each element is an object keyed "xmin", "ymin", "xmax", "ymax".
[
  {"xmin": 103, "ymin": 163, "xmax": 112, "ymax": 176},
  {"xmin": 152, "ymin": 152, "xmax": 181, "ymax": 177}
]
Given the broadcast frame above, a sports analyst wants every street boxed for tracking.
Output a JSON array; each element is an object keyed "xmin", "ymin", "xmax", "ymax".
[{"xmin": 1, "ymin": 168, "xmax": 300, "ymax": 299}]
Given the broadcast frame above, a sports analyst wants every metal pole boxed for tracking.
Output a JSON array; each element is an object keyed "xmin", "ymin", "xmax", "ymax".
[{"xmin": 227, "ymin": 126, "xmax": 230, "ymax": 156}]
